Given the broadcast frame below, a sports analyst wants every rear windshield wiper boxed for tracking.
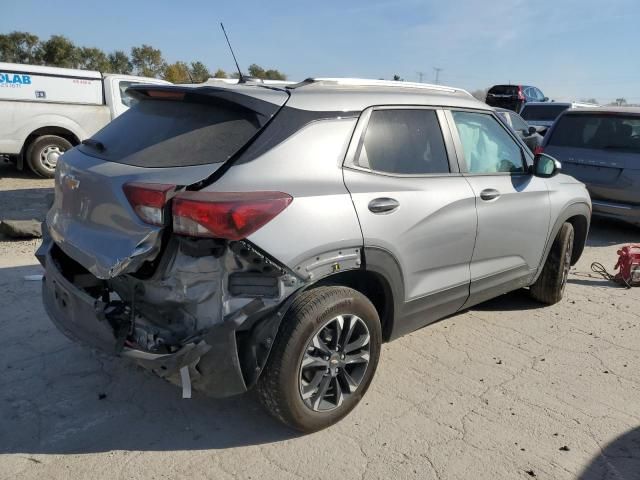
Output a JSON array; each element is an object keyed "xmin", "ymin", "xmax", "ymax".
[{"xmin": 81, "ymin": 139, "xmax": 106, "ymax": 152}]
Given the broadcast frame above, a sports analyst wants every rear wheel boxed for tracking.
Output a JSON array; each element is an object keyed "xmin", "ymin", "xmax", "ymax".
[
  {"xmin": 26, "ymin": 135, "xmax": 72, "ymax": 178},
  {"xmin": 257, "ymin": 286, "xmax": 381, "ymax": 433},
  {"xmin": 529, "ymin": 222, "xmax": 574, "ymax": 305}
]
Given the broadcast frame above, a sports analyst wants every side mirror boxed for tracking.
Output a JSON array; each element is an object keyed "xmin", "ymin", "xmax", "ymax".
[
  {"xmin": 531, "ymin": 153, "xmax": 561, "ymax": 178},
  {"xmin": 543, "ymin": 97, "xmax": 549, "ymax": 102},
  {"xmin": 528, "ymin": 126, "xmax": 537, "ymax": 135}
]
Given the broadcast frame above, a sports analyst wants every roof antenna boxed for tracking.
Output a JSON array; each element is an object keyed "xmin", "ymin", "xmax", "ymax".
[{"xmin": 220, "ymin": 23, "xmax": 244, "ymax": 83}]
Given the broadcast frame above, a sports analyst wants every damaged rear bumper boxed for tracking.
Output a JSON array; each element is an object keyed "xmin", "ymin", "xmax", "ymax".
[{"xmin": 41, "ymin": 241, "xmax": 253, "ymax": 398}]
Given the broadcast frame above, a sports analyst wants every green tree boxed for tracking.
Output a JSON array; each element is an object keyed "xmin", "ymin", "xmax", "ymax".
[
  {"xmin": 264, "ymin": 68, "xmax": 286, "ymax": 80},
  {"xmin": 77, "ymin": 47, "xmax": 110, "ymax": 71},
  {"xmin": 392, "ymin": 74, "xmax": 403, "ymax": 81},
  {"xmin": 189, "ymin": 61, "xmax": 210, "ymax": 82},
  {"xmin": 247, "ymin": 63, "xmax": 286, "ymax": 80},
  {"xmin": 108, "ymin": 50, "xmax": 132, "ymax": 74},
  {"xmin": 39, "ymin": 35, "xmax": 78, "ymax": 68},
  {"xmin": 213, "ymin": 68, "xmax": 228, "ymax": 78},
  {"xmin": 163, "ymin": 61, "xmax": 191, "ymax": 83},
  {"xmin": 248, "ymin": 63, "xmax": 265, "ymax": 78},
  {"xmin": 131, "ymin": 44, "xmax": 165, "ymax": 78},
  {"xmin": 0, "ymin": 31, "xmax": 41, "ymax": 64}
]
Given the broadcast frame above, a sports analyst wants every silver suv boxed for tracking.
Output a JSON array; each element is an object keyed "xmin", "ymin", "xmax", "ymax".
[{"xmin": 37, "ymin": 78, "xmax": 591, "ymax": 432}]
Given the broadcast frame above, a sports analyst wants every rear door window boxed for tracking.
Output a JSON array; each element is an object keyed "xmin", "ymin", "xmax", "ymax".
[
  {"xmin": 548, "ymin": 114, "xmax": 640, "ymax": 153},
  {"xmin": 357, "ymin": 109, "xmax": 450, "ymax": 175},
  {"xmin": 80, "ymin": 97, "xmax": 263, "ymax": 167},
  {"xmin": 452, "ymin": 111, "xmax": 525, "ymax": 174}
]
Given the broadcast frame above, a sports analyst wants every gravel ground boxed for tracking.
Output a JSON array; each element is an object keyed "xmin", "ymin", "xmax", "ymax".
[{"xmin": 0, "ymin": 169, "xmax": 639, "ymax": 480}]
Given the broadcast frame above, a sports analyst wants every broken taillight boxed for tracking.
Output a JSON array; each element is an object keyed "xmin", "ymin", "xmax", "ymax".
[
  {"xmin": 123, "ymin": 182, "xmax": 175, "ymax": 226},
  {"xmin": 172, "ymin": 191, "xmax": 293, "ymax": 241}
]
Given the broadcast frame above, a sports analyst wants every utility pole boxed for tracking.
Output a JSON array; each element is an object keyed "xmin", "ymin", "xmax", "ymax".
[
  {"xmin": 416, "ymin": 71, "xmax": 425, "ymax": 83},
  {"xmin": 433, "ymin": 67, "xmax": 443, "ymax": 85}
]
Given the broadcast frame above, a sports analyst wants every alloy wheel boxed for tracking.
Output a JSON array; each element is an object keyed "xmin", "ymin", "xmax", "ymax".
[{"xmin": 298, "ymin": 314, "xmax": 371, "ymax": 412}]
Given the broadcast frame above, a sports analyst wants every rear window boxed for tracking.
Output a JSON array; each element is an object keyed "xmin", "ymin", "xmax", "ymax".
[
  {"xmin": 488, "ymin": 86, "xmax": 518, "ymax": 95},
  {"xmin": 521, "ymin": 104, "xmax": 569, "ymax": 121},
  {"xmin": 80, "ymin": 97, "xmax": 262, "ymax": 167},
  {"xmin": 547, "ymin": 114, "xmax": 640, "ymax": 153}
]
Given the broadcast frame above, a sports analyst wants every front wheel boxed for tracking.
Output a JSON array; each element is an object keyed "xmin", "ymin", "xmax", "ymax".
[
  {"xmin": 257, "ymin": 286, "xmax": 382, "ymax": 433},
  {"xmin": 529, "ymin": 222, "xmax": 574, "ymax": 305},
  {"xmin": 26, "ymin": 135, "xmax": 72, "ymax": 178}
]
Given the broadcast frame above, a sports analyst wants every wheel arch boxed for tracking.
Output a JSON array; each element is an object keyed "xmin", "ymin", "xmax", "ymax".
[
  {"xmin": 532, "ymin": 201, "xmax": 591, "ymax": 283},
  {"xmin": 22, "ymin": 126, "xmax": 80, "ymax": 154}
]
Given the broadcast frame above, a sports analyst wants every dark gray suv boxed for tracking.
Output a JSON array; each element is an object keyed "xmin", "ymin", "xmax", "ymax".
[
  {"xmin": 38, "ymin": 78, "xmax": 591, "ymax": 432},
  {"xmin": 542, "ymin": 107, "xmax": 640, "ymax": 226}
]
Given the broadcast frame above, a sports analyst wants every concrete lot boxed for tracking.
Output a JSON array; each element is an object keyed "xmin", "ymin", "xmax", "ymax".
[{"xmin": 1, "ymin": 167, "xmax": 639, "ymax": 479}]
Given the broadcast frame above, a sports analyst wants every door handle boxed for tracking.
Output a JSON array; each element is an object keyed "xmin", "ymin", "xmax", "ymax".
[
  {"xmin": 368, "ymin": 197, "xmax": 399, "ymax": 214},
  {"xmin": 480, "ymin": 189, "xmax": 501, "ymax": 201}
]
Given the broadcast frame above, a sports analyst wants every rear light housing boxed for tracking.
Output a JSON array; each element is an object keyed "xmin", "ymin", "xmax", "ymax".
[
  {"xmin": 172, "ymin": 191, "xmax": 293, "ymax": 241},
  {"xmin": 123, "ymin": 182, "xmax": 175, "ymax": 226},
  {"xmin": 517, "ymin": 86, "xmax": 525, "ymax": 101},
  {"xmin": 533, "ymin": 146, "xmax": 544, "ymax": 155}
]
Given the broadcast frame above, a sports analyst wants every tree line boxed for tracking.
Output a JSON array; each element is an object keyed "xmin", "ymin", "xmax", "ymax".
[{"xmin": 0, "ymin": 31, "xmax": 286, "ymax": 83}]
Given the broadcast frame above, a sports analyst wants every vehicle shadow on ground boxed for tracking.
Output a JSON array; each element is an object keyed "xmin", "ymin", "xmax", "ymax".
[
  {"xmin": 471, "ymin": 288, "xmax": 544, "ymax": 312},
  {"xmin": 0, "ymin": 263, "xmax": 298, "ymax": 456},
  {"xmin": 587, "ymin": 217, "xmax": 638, "ymax": 248},
  {"xmin": 577, "ymin": 426, "xmax": 640, "ymax": 479}
]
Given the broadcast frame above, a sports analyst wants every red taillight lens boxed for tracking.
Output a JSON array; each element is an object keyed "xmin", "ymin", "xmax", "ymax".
[
  {"xmin": 172, "ymin": 191, "xmax": 293, "ymax": 240},
  {"xmin": 518, "ymin": 86, "xmax": 525, "ymax": 101},
  {"xmin": 123, "ymin": 182, "xmax": 175, "ymax": 226},
  {"xmin": 533, "ymin": 146, "xmax": 544, "ymax": 155}
]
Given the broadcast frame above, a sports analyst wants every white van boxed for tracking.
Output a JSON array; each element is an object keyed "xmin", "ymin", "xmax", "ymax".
[{"xmin": 0, "ymin": 62, "xmax": 169, "ymax": 177}]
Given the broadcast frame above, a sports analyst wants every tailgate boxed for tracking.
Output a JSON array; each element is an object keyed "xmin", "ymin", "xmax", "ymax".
[
  {"xmin": 47, "ymin": 84, "xmax": 289, "ymax": 279},
  {"xmin": 545, "ymin": 145, "xmax": 639, "ymax": 204}
]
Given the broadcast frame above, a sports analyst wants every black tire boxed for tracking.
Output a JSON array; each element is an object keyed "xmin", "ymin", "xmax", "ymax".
[
  {"xmin": 26, "ymin": 135, "xmax": 72, "ymax": 178},
  {"xmin": 257, "ymin": 286, "xmax": 382, "ymax": 433},
  {"xmin": 530, "ymin": 222, "xmax": 574, "ymax": 305}
]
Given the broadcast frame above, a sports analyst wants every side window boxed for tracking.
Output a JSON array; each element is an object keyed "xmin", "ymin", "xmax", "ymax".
[
  {"xmin": 523, "ymin": 87, "xmax": 533, "ymax": 100},
  {"xmin": 508, "ymin": 113, "xmax": 529, "ymax": 133},
  {"xmin": 452, "ymin": 111, "xmax": 525, "ymax": 174},
  {"xmin": 118, "ymin": 81, "xmax": 139, "ymax": 108},
  {"xmin": 357, "ymin": 109, "xmax": 450, "ymax": 175}
]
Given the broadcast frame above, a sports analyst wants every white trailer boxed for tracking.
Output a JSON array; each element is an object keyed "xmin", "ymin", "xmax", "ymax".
[{"xmin": 0, "ymin": 62, "xmax": 169, "ymax": 177}]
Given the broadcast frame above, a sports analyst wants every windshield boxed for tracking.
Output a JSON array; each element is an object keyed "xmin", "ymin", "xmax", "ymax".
[
  {"xmin": 547, "ymin": 114, "xmax": 640, "ymax": 153},
  {"xmin": 521, "ymin": 104, "xmax": 569, "ymax": 121}
]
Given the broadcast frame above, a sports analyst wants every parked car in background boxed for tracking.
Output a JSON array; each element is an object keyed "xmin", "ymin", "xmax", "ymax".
[
  {"xmin": 495, "ymin": 107, "xmax": 543, "ymax": 152},
  {"xmin": 485, "ymin": 84, "xmax": 547, "ymax": 113},
  {"xmin": 541, "ymin": 107, "xmax": 639, "ymax": 226},
  {"xmin": 520, "ymin": 101, "xmax": 599, "ymax": 134},
  {"xmin": 0, "ymin": 62, "xmax": 169, "ymax": 177},
  {"xmin": 38, "ymin": 78, "xmax": 591, "ymax": 433}
]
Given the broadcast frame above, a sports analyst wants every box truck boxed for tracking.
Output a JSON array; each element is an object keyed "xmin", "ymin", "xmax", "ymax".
[{"xmin": 0, "ymin": 62, "xmax": 169, "ymax": 177}]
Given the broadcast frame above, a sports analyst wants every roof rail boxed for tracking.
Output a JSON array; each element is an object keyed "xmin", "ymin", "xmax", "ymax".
[{"xmin": 290, "ymin": 77, "xmax": 471, "ymax": 96}]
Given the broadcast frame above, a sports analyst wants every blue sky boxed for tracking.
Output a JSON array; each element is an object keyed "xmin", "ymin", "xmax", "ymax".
[{"xmin": 2, "ymin": 0, "xmax": 638, "ymax": 103}]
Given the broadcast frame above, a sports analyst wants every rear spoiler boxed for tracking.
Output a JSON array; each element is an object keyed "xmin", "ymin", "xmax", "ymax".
[{"xmin": 126, "ymin": 84, "xmax": 288, "ymax": 120}]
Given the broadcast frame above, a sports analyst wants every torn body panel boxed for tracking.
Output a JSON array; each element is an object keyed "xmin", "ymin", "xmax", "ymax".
[{"xmin": 39, "ymin": 233, "xmax": 306, "ymax": 397}]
